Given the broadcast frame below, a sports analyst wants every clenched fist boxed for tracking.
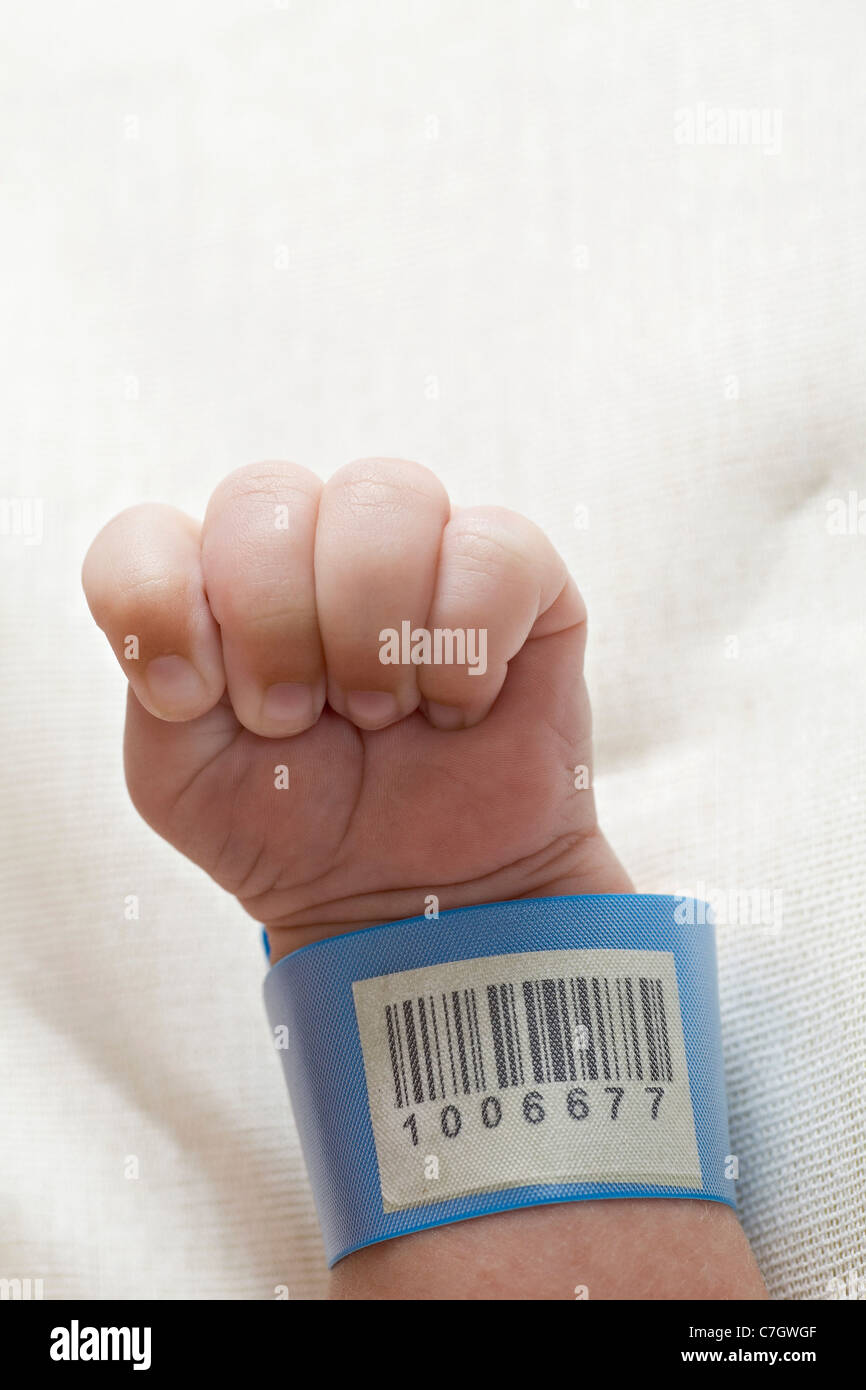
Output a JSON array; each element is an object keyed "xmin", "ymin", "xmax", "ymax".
[{"xmin": 81, "ymin": 458, "xmax": 630, "ymax": 964}]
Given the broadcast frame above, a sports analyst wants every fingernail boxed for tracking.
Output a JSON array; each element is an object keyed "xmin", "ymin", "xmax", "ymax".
[
  {"xmin": 345, "ymin": 689, "xmax": 400, "ymax": 728},
  {"xmin": 261, "ymin": 682, "xmax": 315, "ymax": 731},
  {"xmin": 426, "ymin": 701, "xmax": 466, "ymax": 731},
  {"xmin": 145, "ymin": 655, "xmax": 206, "ymax": 717}
]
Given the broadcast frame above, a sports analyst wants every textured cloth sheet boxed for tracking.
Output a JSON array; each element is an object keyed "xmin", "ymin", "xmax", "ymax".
[{"xmin": 2, "ymin": 0, "xmax": 864, "ymax": 1300}]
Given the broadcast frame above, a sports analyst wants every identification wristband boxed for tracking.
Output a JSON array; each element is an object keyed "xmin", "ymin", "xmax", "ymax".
[{"xmin": 263, "ymin": 894, "xmax": 735, "ymax": 1266}]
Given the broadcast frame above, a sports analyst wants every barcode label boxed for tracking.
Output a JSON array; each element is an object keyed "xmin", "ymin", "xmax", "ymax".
[
  {"xmin": 353, "ymin": 948, "xmax": 701, "ymax": 1212},
  {"xmin": 383, "ymin": 973, "xmax": 674, "ymax": 1110}
]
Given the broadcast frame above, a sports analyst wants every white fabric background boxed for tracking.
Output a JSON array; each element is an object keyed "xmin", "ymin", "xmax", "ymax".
[{"xmin": 2, "ymin": 0, "xmax": 864, "ymax": 1301}]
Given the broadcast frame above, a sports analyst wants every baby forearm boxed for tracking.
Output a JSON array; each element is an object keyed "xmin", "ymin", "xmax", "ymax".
[{"xmin": 331, "ymin": 1193, "xmax": 766, "ymax": 1301}]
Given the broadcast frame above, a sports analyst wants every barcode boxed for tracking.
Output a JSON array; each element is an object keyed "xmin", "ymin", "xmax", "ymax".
[{"xmin": 383, "ymin": 975, "xmax": 674, "ymax": 1109}]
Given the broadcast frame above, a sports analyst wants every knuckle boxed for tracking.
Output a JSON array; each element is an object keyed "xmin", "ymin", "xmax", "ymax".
[
  {"xmin": 447, "ymin": 530, "xmax": 524, "ymax": 580},
  {"xmin": 443, "ymin": 508, "xmax": 541, "ymax": 585},
  {"xmin": 208, "ymin": 461, "xmax": 320, "ymax": 513},
  {"xmin": 327, "ymin": 458, "xmax": 448, "ymax": 515},
  {"xmin": 83, "ymin": 502, "xmax": 175, "ymax": 574}
]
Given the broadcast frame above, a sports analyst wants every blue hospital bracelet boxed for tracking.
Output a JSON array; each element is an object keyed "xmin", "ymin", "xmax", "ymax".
[{"xmin": 263, "ymin": 894, "xmax": 735, "ymax": 1267}]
